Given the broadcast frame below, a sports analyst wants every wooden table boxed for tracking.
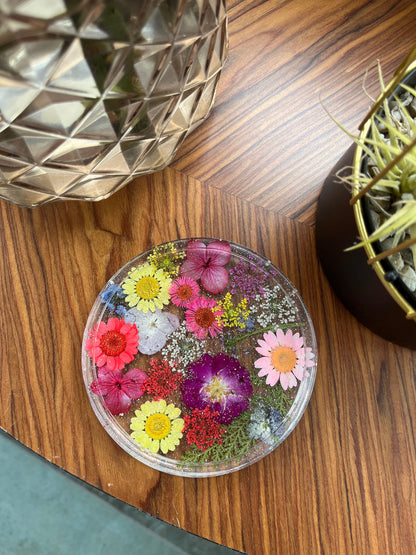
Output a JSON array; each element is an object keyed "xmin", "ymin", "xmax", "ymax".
[{"xmin": 1, "ymin": 1, "xmax": 416, "ymax": 553}]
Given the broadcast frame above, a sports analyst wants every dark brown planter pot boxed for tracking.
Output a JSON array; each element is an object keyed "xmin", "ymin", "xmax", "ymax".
[{"xmin": 316, "ymin": 145, "xmax": 416, "ymax": 350}]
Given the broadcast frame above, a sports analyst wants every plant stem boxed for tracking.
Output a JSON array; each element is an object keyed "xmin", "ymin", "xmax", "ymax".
[{"xmin": 225, "ymin": 322, "xmax": 302, "ymax": 349}]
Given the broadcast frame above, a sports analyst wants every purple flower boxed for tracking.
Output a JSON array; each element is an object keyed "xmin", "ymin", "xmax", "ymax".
[
  {"xmin": 180, "ymin": 240, "xmax": 231, "ymax": 294},
  {"xmin": 182, "ymin": 353, "xmax": 252, "ymax": 424},
  {"xmin": 229, "ymin": 257, "xmax": 268, "ymax": 299}
]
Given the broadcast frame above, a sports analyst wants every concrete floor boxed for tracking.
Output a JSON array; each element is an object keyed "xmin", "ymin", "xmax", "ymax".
[{"xmin": 0, "ymin": 430, "xmax": 242, "ymax": 555}]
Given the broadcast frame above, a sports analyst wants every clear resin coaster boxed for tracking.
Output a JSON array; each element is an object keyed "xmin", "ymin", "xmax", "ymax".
[{"xmin": 82, "ymin": 238, "xmax": 317, "ymax": 477}]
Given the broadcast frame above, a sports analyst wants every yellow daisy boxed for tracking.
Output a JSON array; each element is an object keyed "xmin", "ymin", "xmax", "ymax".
[
  {"xmin": 122, "ymin": 263, "xmax": 172, "ymax": 313},
  {"xmin": 130, "ymin": 399, "xmax": 184, "ymax": 454}
]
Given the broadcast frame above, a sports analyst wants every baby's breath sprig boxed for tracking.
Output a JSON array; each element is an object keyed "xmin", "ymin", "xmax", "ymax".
[{"xmin": 161, "ymin": 322, "xmax": 211, "ymax": 371}]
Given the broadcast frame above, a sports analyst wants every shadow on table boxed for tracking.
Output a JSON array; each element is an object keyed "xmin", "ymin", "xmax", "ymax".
[{"xmin": 0, "ymin": 430, "xmax": 245, "ymax": 555}]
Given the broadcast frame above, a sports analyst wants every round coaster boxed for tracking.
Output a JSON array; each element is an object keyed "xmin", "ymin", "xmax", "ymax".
[{"xmin": 82, "ymin": 238, "xmax": 317, "ymax": 477}]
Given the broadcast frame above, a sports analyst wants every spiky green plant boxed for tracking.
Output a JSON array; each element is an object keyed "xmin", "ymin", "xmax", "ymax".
[{"xmin": 331, "ymin": 62, "xmax": 416, "ymax": 263}]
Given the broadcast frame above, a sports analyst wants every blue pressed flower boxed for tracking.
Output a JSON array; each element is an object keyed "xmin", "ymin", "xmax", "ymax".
[
  {"xmin": 101, "ymin": 284, "xmax": 126, "ymax": 310},
  {"xmin": 266, "ymin": 407, "xmax": 283, "ymax": 433}
]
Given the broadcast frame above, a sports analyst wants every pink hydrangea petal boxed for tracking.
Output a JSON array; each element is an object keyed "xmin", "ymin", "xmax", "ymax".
[
  {"xmin": 200, "ymin": 266, "xmax": 229, "ymax": 294},
  {"xmin": 205, "ymin": 241, "xmax": 231, "ymax": 266},
  {"xmin": 96, "ymin": 366, "xmax": 111, "ymax": 377},
  {"xmin": 123, "ymin": 367, "xmax": 147, "ymax": 381},
  {"xmin": 180, "ymin": 241, "xmax": 231, "ymax": 294},
  {"xmin": 185, "ymin": 240, "xmax": 207, "ymax": 260},
  {"xmin": 121, "ymin": 368, "xmax": 147, "ymax": 398},
  {"xmin": 180, "ymin": 258, "xmax": 204, "ymax": 280},
  {"xmin": 104, "ymin": 388, "xmax": 132, "ymax": 415},
  {"xmin": 91, "ymin": 371, "xmax": 119, "ymax": 395}
]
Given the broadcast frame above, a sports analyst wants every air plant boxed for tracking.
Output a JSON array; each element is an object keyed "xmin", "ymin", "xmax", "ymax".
[{"xmin": 330, "ymin": 59, "xmax": 416, "ymax": 266}]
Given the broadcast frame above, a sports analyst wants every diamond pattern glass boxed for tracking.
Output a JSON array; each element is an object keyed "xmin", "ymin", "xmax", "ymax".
[{"xmin": 0, "ymin": 0, "xmax": 228, "ymax": 207}]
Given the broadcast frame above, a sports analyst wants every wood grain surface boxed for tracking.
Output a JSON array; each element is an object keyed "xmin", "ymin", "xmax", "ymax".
[{"xmin": 1, "ymin": 1, "xmax": 416, "ymax": 554}]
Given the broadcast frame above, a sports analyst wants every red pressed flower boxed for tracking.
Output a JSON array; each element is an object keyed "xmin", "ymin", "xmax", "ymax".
[
  {"xmin": 85, "ymin": 317, "xmax": 139, "ymax": 371},
  {"xmin": 183, "ymin": 407, "xmax": 226, "ymax": 451},
  {"xmin": 143, "ymin": 359, "xmax": 184, "ymax": 400},
  {"xmin": 91, "ymin": 366, "xmax": 147, "ymax": 415}
]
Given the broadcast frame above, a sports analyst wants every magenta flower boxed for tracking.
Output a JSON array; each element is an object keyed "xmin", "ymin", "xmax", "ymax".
[
  {"xmin": 90, "ymin": 366, "xmax": 147, "ymax": 415},
  {"xmin": 169, "ymin": 276, "xmax": 200, "ymax": 307},
  {"xmin": 180, "ymin": 240, "xmax": 231, "ymax": 294},
  {"xmin": 185, "ymin": 296, "xmax": 223, "ymax": 339},
  {"xmin": 182, "ymin": 353, "xmax": 252, "ymax": 424}
]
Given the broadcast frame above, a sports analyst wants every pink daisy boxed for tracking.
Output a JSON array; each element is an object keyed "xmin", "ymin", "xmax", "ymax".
[
  {"xmin": 85, "ymin": 317, "xmax": 139, "ymax": 371},
  {"xmin": 185, "ymin": 297, "xmax": 224, "ymax": 339},
  {"xmin": 254, "ymin": 328, "xmax": 315, "ymax": 390},
  {"xmin": 180, "ymin": 240, "xmax": 231, "ymax": 294},
  {"xmin": 169, "ymin": 276, "xmax": 200, "ymax": 307},
  {"xmin": 91, "ymin": 366, "xmax": 147, "ymax": 415}
]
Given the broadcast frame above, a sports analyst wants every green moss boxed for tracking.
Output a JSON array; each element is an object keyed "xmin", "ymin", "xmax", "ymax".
[{"xmin": 249, "ymin": 378, "xmax": 294, "ymax": 416}]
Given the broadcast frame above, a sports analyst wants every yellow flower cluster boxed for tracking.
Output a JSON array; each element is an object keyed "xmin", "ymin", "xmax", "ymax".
[
  {"xmin": 147, "ymin": 242, "xmax": 185, "ymax": 276},
  {"xmin": 215, "ymin": 293, "xmax": 250, "ymax": 329}
]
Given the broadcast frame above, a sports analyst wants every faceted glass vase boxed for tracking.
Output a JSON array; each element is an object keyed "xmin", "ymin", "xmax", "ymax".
[{"xmin": 0, "ymin": 0, "xmax": 228, "ymax": 207}]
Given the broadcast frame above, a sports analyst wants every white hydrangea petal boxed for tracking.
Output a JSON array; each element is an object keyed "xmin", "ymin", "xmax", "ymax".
[{"xmin": 138, "ymin": 330, "xmax": 167, "ymax": 355}]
